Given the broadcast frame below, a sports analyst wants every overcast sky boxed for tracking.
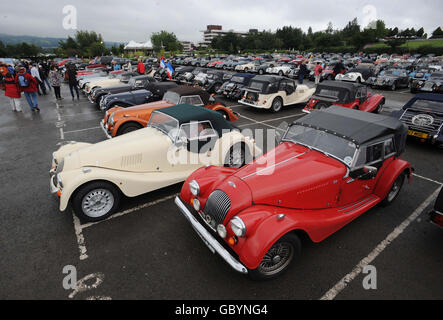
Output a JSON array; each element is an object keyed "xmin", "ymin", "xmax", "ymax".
[{"xmin": 1, "ymin": 0, "xmax": 442, "ymax": 44}]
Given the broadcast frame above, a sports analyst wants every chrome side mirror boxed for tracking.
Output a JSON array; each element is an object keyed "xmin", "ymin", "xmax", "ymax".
[{"xmin": 363, "ymin": 165, "xmax": 378, "ymax": 176}]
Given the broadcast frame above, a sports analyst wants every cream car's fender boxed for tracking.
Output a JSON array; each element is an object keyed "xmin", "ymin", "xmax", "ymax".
[
  {"xmin": 53, "ymin": 142, "xmax": 92, "ymax": 164},
  {"xmin": 211, "ymin": 131, "xmax": 262, "ymax": 165},
  {"xmin": 58, "ymin": 166, "xmax": 192, "ymax": 211},
  {"xmin": 289, "ymin": 85, "xmax": 315, "ymax": 105}
]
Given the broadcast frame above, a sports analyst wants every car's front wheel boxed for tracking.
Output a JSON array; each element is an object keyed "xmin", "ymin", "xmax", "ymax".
[
  {"xmin": 381, "ymin": 173, "xmax": 405, "ymax": 207},
  {"xmin": 249, "ymin": 233, "xmax": 301, "ymax": 280},
  {"xmin": 259, "ymin": 69, "xmax": 264, "ymax": 75},
  {"xmin": 72, "ymin": 181, "xmax": 121, "ymax": 222},
  {"xmin": 117, "ymin": 122, "xmax": 143, "ymax": 136}
]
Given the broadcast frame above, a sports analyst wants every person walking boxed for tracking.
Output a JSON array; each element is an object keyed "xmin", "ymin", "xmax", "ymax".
[
  {"xmin": 314, "ymin": 62, "xmax": 324, "ymax": 85},
  {"xmin": 16, "ymin": 67, "xmax": 40, "ymax": 112},
  {"xmin": 48, "ymin": 65, "xmax": 63, "ymax": 100},
  {"xmin": 66, "ymin": 63, "xmax": 80, "ymax": 100},
  {"xmin": 31, "ymin": 63, "xmax": 46, "ymax": 95},
  {"xmin": 136, "ymin": 59, "xmax": 145, "ymax": 75},
  {"xmin": 3, "ymin": 72, "xmax": 22, "ymax": 112},
  {"xmin": 298, "ymin": 60, "xmax": 308, "ymax": 84},
  {"xmin": 39, "ymin": 64, "xmax": 51, "ymax": 92}
]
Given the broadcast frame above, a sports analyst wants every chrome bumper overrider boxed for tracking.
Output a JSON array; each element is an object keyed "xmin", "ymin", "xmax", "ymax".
[
  {"xmin": 100, "ymin": 120, "xmax": 112, "ymax": 139},
  {"xmin": 49, "ymin": 168, "xmax": 58, "ymax": 194},
  {"xmin": 174, "ymin": 196, "xmax": 248, "ymax": 274}
]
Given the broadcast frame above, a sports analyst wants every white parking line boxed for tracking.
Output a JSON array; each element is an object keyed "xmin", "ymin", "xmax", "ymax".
[
  {"xmin": 71, "ymin": 194, "xmax": 178, "ymax": 261},
  {"xmin": 81, "ymin": 193, "xmax": 178, "ymax": 230},
  {"xmin": 320, "ymin": 186, "xmax": 442, "ymax": 300},
  {"xmin": 413, "ymin": 173, "xmax": 443, "ymax": 185},
  {"xmin": 238, "ymin": 114, "xmax": 305, "ymax": 131},
  {"xmin": 64, "ymin": 127, "xmax": 101, "ymax": 134}
]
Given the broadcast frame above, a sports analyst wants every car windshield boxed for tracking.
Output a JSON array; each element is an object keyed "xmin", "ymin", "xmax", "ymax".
[
  {"xmin": 411, "ymin": 100, "xmax": 443, "ymax": 110},
  {"xmin": 163, "ymin": 91, "xmax": 180, "ymax": 104},
  {"xmin": 231, "ymin": 76, "xmax": 245, "ymax": 84},
  {"xmin": 248, "ymin": 80, "xmax": 266, "ymax": 91},
  {"xmin": 283, "ymin": 124, "xmax": 357, "ymax": 166},
  {"xmin": 147, "ymin": 111, "xmax": 179, "ymax": 140}
]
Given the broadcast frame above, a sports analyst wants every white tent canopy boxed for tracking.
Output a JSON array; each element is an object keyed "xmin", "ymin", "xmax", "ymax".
[{"xmin": 124, "ymin": 40, "xmax": 153, "ymax": 50}]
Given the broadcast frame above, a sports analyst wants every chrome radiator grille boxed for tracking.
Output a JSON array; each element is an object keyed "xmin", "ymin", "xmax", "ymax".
[{"xmin": 203, "ymin": 190, "xmax": 231, "ymax": 225}]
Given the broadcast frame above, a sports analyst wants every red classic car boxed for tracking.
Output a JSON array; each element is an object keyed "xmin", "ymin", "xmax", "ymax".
[
  {"xmin": 303, "ymin": 81, "xmax": 385, "ymax": 114},
  {"xmin": 176, "ymin": 106, "xmax": 412, "ymax": 279}
]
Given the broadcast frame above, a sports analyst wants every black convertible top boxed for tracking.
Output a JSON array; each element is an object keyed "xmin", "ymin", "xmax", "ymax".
[
  {"xmin": 146, "ymin": 82, "xmax": 178, "ymax": 96},
  {"xmin": 157, "ymin": 104, "xmax": 235, "ymax": 136},
  {"xmin": 168, "ymin": 86, "xmax": 210, "ymax": 104},
  {"xmin": 295, "ymin": 106, "xmax": 408, "ymax": 154},
  {"xmin": 313, "ymin": 80, "xmax": 364, "ymax": 104},
  {"xmin": 250, "ymin": 75, "xmax": 289, "ymax": 83}
]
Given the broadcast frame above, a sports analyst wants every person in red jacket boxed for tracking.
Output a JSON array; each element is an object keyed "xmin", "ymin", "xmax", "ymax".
[
  {"xmin": 136, "ymin": 59, "xmax": 145, "ymax": 75},
  {"xmin": 314, "ymin": 62, "xmax": 324, "ymax": 85},
  {"xmin": 4, "ymin": 72, "xmax": 22, "ymax": 112},
  {"xmin": 16, "ymin": 67, "xmax": 40, "ymax": 112}
]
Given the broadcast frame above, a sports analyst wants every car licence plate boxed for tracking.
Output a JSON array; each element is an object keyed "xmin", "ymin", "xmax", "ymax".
[{"xmin": 408, "ymin": 130, "xmax": 429, "ymax": 139}]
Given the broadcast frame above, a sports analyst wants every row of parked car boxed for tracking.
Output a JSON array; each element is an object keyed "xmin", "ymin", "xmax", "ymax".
[
  {"xmin": 48, "ymin": 54, "xmax": 443, "ymax": 279},
  {"xmin": 74, "ymin": 60, "xmax": 443, "ymax": 148}
]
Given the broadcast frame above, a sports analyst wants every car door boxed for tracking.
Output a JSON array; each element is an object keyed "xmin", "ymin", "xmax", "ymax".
[{"xmin": 338, "ymin": 140, "xmax": 387, "ymax": 206}]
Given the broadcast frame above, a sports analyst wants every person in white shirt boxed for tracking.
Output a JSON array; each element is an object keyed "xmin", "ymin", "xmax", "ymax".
[{"xmin": 30, "ymin": 64, "xmax": 46, "ymax": 95}]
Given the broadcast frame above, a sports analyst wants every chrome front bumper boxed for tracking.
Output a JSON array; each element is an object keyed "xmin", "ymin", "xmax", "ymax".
[
  {"xmin": 174, "ymin": 196, "xmax": 248, "ymax": 274},
  {"xmin": 100, "ymin": 120, "xmax": 113, "ymax": 139}
]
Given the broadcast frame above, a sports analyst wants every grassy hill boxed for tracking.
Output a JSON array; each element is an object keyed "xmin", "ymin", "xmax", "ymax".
[{"xmin": 0, "ymin": 34, "xmax": 122, "ymax": 49}]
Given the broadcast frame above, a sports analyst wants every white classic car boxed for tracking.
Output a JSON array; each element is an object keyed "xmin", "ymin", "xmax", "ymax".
[
  {"xmin": 335, "ymin": 66, "xmax": 375, "ymax": 83},
  {"xmin": 50, "ymin": 105, "xmax": 261, "ymax": 222},
  {"xmin": 265, "ymin": 64, "xmax": 297, "ymax": 76},
  {"xmin": 235, "ymin": 61, "xmax": 259, "ymax": 72},
  {"xmin": 83, "ymin": 72, "xmax": 138, "ymax": 94},
  {"xmin": 239, "ymin": 75, "xmax": 315, "ymax": 112}
]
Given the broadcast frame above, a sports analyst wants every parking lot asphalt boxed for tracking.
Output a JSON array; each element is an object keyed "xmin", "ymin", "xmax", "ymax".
[{"xmin": 0, "ymin": 81, "xmax": 442, "ymax": 300}]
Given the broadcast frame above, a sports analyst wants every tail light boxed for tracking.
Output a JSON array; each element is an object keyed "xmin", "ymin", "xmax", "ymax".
[{"xmin": 431, "ymin": 212, "xmax": 443, "ymax": 227}]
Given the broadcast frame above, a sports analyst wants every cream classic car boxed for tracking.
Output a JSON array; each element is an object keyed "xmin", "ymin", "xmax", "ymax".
[
  {"xmin": 50, "ymin": 105, "xmax": 261, "ymax": 222},
  {"xmin": 239, "ymin": 75, "xmax": 315, "ymax": 112},
  {"xmin": 83, "ymin": 72, "xmax": 139, "ymax": 94}
]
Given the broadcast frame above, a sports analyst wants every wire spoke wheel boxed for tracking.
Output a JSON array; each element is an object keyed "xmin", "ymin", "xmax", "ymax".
[
  {"xmin": 258, "ymin": 241, "xmax": 294, "ymax": 276},
  {"xmin": 81, "ymin": 189, "xmax": 115, "ymax": 218}
]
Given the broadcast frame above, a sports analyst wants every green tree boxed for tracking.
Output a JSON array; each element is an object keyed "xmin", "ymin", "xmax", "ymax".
[
  {"xmin": 151, "ymin": 31, "xmax": 183, "ymax": 52},
  {"xmin": 431, "ymin": 27, "xmax": 443, "ymax": 39}
]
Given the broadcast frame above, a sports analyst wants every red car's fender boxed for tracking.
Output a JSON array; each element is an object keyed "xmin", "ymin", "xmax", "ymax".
[
  {"xmin": 234, "ymin": 204, "xmax": 342, "ymax": 270},
  {"xmin": 373, "ymin": 158, "xmax": 413, "ymax": 200},
  {"xmin": 359, "ymin": 94, "xmax": 385, "ymax": 113}
]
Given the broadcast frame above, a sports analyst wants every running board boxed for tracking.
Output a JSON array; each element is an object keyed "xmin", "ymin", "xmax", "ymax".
[{"xmin": 338, "ymin": 195, "xmax": 380, "ymax": 215}]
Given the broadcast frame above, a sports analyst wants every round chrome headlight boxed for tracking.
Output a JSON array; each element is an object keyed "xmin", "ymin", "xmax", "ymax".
[
  {"xmin": 193, "ymin": 198, "xmax": 201, "ymax": 211},
  {"xmin": 230, "ymin": 217, "xmax": 246, "ymax": 237},
  {"xmin": 189, "ymin": 180, "xmax": 200, "ymax": 196},
  {"xmin": 217, "ymin": 224, "xmax": 227, "ymax": 239}
]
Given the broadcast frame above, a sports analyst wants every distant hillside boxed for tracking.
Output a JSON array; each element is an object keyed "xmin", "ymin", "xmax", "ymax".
[{"xmin": 0, "ymin": 34, "xmax": 122, "ymax": 48}]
